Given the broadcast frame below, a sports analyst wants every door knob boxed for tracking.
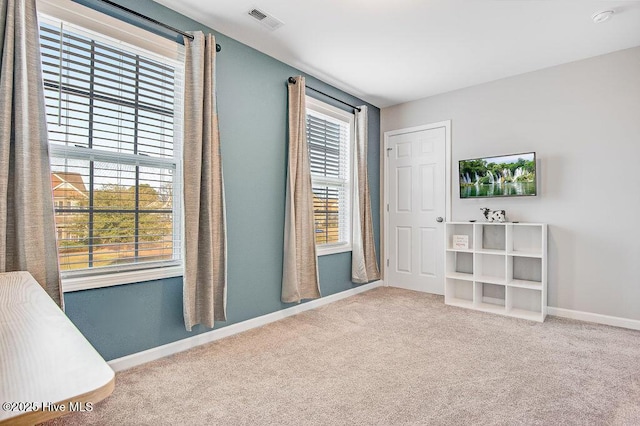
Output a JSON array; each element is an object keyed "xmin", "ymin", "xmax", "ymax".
[{"xmin": 436, "ymin": 217, "xmax": 444, "ymax": 223}]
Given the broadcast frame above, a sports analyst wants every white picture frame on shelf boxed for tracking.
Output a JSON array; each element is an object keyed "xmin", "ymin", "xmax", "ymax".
[{"xmin": 453, "ymin": 235, "xmax": 469, "ymax": 250}]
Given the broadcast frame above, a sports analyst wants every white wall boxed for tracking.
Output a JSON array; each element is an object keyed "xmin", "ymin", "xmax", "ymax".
[{"xmin": 381, "ymin": 46, "xmax": 640, "ymax": 321}]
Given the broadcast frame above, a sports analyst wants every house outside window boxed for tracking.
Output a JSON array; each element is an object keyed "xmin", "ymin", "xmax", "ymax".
[{"xmin": 306, "ymin": 96, "xmax": 354, "ymax": 256}]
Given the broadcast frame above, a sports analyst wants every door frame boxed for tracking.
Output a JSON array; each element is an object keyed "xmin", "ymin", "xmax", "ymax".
[{"xmin": 382, "ymin": 120, "xmax": 452, "ymax": 284}]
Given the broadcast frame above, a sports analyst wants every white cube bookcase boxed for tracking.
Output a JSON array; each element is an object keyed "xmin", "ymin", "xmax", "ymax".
[{"xmin": 445, "ymin": 222, "xmax": 547, "ymax": 322}]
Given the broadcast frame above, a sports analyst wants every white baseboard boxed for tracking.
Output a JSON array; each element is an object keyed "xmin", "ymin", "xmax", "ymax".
[
  {"xmin": 108, "ymin": 280, "xmax": 384, "ymax": 372},
  {"xmin": 548, "ymin": 307, "xmax": 640, "ymax": 331}
]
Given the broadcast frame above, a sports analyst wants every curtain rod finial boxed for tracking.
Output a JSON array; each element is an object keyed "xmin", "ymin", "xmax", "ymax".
[
  {"xmin": 288, "ymin": 77, "xmax": 296, "ymax": 84},
  {"xmin": 216, "ymin": 44, "xmax": 221, "ymax": 52}
]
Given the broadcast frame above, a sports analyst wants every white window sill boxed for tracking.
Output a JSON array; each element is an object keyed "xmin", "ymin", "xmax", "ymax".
[
  {"xmin": 317, "ymin": 244, "xmax": 352, "ymax": 257},
  {"xmin": 62, "ymin": 265, "xmax": 183, "ymax": 292}
]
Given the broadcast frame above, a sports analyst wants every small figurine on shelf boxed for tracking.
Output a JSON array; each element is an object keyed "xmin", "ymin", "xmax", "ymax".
[{"xmin": 480, "ymin": 208, "xmax": 506, "ymax": 223}]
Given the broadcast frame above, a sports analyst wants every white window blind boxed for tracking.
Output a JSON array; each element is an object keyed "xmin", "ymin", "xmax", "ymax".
[
  {"xmin": 306, "ymin": 98, "xmax": 353, "ymax": 250},
  {"xmin": 39, "ymin": 15, "xmax": 184, "ymax": 276}
]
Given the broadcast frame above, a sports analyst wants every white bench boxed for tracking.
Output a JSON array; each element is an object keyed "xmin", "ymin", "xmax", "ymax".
[{"xmin": 0, "ymin": 272, "xmax": 114, "ymax": 425}]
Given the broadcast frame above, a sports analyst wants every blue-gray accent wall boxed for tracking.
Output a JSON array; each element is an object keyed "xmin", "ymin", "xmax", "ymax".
[{"xmin": 65, "ymin": 0, "xmax": 381, "ymax": 361}]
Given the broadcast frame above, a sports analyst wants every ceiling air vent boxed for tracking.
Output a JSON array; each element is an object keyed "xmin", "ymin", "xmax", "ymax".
[{"xmin": 247, "ymin": 8, "xmax": 284, "ymax": 31}]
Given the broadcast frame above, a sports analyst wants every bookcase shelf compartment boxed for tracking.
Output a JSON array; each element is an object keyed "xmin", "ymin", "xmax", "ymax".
[
  {"xmin": 445, "ymin": 279, "xmax": 474, "ymax": 308},
  {"xmin": 446, "ymin": 223, "xmax": 474, "ymax": 250}
]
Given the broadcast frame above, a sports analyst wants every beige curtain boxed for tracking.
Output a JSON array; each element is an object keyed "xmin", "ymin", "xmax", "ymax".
[
  {"xmin": 282, "ymin": 76, "xmax": 320, "ymax": 303},
  {"xmin": 0, "ymin": 0, "xmax": 62, "ymax": 307},
  {"xmin": 351, "ymin": 106, "xmax": 380, "ymax": 283},
  {"xmin": 182, "ymin": 32, "xmax": 226, "ymax": 331}
]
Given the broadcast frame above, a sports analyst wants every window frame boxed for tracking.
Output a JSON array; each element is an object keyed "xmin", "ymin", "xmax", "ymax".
[
  {"xmin": 37, "ymin": 0, "xmax": 185, "ymax": 292},
  {"xmin": 305, "ymin": 96, "xmax": 355, "ymax": 257}
]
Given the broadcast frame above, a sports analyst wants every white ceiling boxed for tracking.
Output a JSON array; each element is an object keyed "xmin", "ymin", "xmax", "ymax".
[{"xmin": 155, "ymin": 0, "xmax": 640, "ymax": 108}]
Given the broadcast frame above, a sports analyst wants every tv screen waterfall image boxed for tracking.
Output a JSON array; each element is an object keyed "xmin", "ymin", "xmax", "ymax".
[{"xmin": 459, "ymin": 152, "xmax": 536, "ymax": 198}]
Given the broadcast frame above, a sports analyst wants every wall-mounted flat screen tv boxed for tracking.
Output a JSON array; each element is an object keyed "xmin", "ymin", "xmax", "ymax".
[{"xmin": 459, "ymin": 152, "xmax": 536, "ymax": 198}]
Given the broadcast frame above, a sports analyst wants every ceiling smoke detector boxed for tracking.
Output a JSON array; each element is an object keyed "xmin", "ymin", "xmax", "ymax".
[
  {"xmin": 247, "ymin": 8, "xmax": 284, "ymax": 31},
  {"xmin": 592, "ymin": 10, "xmax": 614, "ymax": 24}
]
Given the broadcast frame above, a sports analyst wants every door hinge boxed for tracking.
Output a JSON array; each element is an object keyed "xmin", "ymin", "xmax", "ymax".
[
  {"xmin": 386, "ymin": 203, "xmax": 389, "ymax": 212},
  {"xmin": 386, "ymin": 147, "xmax": 392, "ymax": 157},
  {"xmin": 386, "ymin": 259, "xmax": 389, "ymax": 267}
]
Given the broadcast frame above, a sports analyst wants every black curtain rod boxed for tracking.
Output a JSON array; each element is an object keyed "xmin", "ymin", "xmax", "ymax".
[
  {"xmin": 97, "ymin": 0, "xmax": 221, "ymax": 52},
  {"xmin": 288, "ymin": 77, "xmax": 361, "ymax": 112}
]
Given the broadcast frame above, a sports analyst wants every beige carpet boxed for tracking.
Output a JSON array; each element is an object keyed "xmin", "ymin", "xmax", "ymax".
[{"xmin": 46, "ymin": 287, "xmax": 640, "ymax": 425}]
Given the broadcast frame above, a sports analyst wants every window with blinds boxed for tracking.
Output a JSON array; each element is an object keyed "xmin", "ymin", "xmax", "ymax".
[
  {"xmin": 306, "ymin": 97, "xmax": 353, "ymax": 251},
  {"xmin": 38, "ymin": 16, "xmax": 183, "ymax": 275}
]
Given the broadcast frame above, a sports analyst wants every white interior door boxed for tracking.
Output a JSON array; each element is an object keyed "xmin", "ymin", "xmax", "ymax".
[{"xmin": 385, "ymin": 122, "xmax": 450, "ymax": 294}]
